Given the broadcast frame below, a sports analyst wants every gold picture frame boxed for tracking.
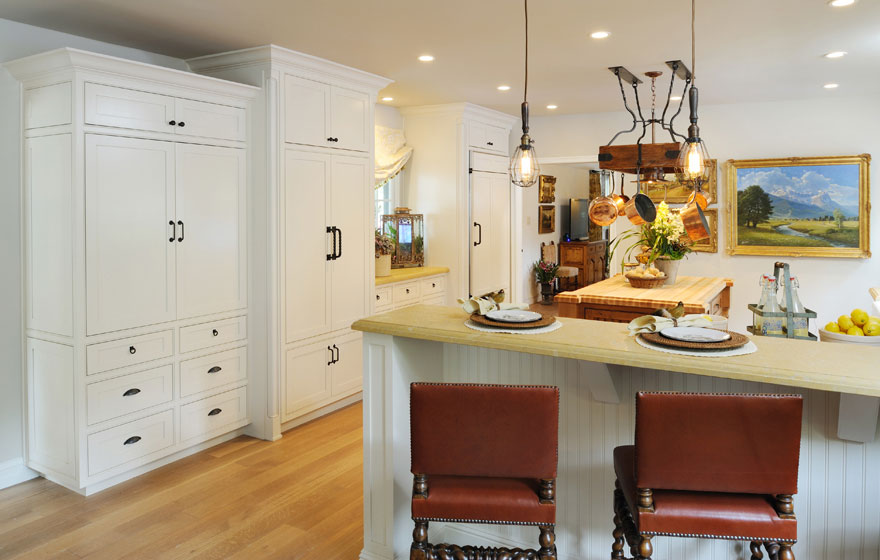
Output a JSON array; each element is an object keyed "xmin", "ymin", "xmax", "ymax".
[
  {"xmin": 539, "ymin": 175, "xmax": 556, "ymax": 203},
  {"xmin": 691, "ymin": 208, "xmax": 718, "ymax": 253},
  {"xmin": 645, "ymin": 159, "xmax": 717, "ymax": 204},
  {"xmin": 727, "ymin": 155, "xmax": 870, "ymax": 258},
  {"xmin": 539, "ymin": 205, "xmax": 555, "ymax": 234}
]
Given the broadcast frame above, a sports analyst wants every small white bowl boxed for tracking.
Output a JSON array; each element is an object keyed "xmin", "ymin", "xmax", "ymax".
[{"xmin": 819, "ymin": 328, "xmax": 880, "ymax": 345}]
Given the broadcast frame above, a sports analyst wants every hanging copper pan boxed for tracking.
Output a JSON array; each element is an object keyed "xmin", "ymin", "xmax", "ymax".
[
  {"xmin": 680, "ymin": 201, "xmax": 710, "ymax": 241},
  {"xmin": 623, "ymin": 182, "xmax": 657, "ymax": 225},
  {"xmin": 610, "ymin": 172, "xmax": 630, "ymax": 216}
]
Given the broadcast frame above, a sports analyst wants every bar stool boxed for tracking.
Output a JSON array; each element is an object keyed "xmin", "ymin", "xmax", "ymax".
[
  {"xmin": 410, "ymin": 382, "xmax": 559, "ymax": 560},
  {"xmin": 612, "ymin": 392, "xmax": 803, "ymax": 560}
]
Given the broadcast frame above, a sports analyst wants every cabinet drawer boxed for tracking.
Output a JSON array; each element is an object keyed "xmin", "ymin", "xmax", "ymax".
[
  {"xmin": 420, "ymin": 276, "xmax": 446, "ymax": 297},
  {"xmin": 422, "ymin": 294, "xmax": 446, "ymax": 306},
  {"xmin": 180, "ymin": 346, "xmax": 247, "ymax": 398},
  {"xmin": 469, "ymin": 123, "xmax": 507, "ymax": 153},
  {"xmin": 180, "ymin": 316, "xmax": 247, "ymax": 354},
  {"xmin": 174, "ymin": 98, "xmax": 246, "ymax": 142},
  {"xmin": 87, "ymin": 410, "xmax": 174, "ymax": 476},
  {"xmin": 392, "ymin": 281, "xmax": 420, "ymax": 305},
  {"xmin": 180, "ymin": 387, "xmax": 248, "ymax": 443},
  {"xmin": 374, "ymin": 286, "xmax": 392, "ymax": 311},
  {"xmin": 85, "ymin": 83, "xmax": 175, "ymax": 134},
  {"xmin": 561, "ymin": 246, "xmax": 586, "ymax": 266},
  {"xmin": 87, "ymin": 365, "xmax": 173, "ymax": 425},
  {"xmin": 87, "ymin": 330, "xmax": 173, "ymax": 375}
]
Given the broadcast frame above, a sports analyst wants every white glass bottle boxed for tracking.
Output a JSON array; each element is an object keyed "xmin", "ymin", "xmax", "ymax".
[
  {"xmin": 782, "ymin": 276, "xmax": 809, "ymax": 338},
  {"xmin": 761, "ymin": 276, "xmax": 784, "ymax": 336},
  {"xmin": 754, "ymin": 275, "xmax": 769, "ymax": 332}
]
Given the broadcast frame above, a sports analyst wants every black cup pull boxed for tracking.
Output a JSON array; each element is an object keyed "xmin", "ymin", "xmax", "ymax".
[
  {"xmin": 122, "ymin": 388, "xmax": 141, "ymax": 397},
  {"xmin": 168, "ymin": 120, "xmax": 176, "ymax": 126},
  {"xmin": 169, "ymin": 220, "xmax": 176, "ymax": 242},
  {"xmin": 208, "ymin": 408, "xmax": 222, "ymax": 416},
  {"xmin": 129, "ymin": 346, "xmax": 136, "ymax": 354},
  {"xmin": 123, "ymin": 436, "xmax": 141, "ymax": 445},
  {"xmin": 178, "ymin": 121, "xmax": 185, "ymax": 127},
  {"xmin": 177, "ymin": 220, "xmax": 184, "ymax": 242},
  {"xmin": 212, "ymin": 329, "xmax": 219, "ymax": 337},
  {"xmin": 207, "ymin": 366, "xmax": 222, "ymax": 374}
]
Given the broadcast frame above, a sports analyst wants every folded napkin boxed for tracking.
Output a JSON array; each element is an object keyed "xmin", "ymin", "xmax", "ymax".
[
  {"xmin": 458, "ymin": 290, "xmax": 530, "ymax": 316},
  {"xmin": 627, "ymin": 314, "xmax": 713, "ymax": 335}
]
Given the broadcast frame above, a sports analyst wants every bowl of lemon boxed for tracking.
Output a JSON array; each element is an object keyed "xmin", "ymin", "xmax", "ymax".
[{"xmin": 819, "ymin": 309, "xmax": 880, "ymax": 345}]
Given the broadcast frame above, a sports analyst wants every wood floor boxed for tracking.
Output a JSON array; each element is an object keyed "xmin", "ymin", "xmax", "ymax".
[{"xmin": 0, "ymin": 403, "xmax": 364, "ymax": 560}]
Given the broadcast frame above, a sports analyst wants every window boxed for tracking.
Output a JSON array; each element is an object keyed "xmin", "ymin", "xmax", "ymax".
[{"xmin": 375, "ymin": 172, "xmax": 401, "ymax": 229}]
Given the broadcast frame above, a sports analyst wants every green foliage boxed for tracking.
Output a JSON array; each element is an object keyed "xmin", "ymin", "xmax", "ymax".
[
  {"xmin": 375, "ymin": 229, "xmax": 395, "ymax": 257},
  {"xmin": 737, "ymin": 185, "xmax": 774, "ymax": 228},
  {"xmin": 533, "ymin": 260, "xmax": 559, "ymax": 283},
  {"xmin": 833, "ymin": 208, "xmax": 845, "ymax": 229}
]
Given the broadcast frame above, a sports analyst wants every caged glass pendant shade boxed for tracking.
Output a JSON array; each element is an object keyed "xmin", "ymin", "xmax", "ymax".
[
  {"xmin": 510, "ymin": 140, "xmax": 541, "ymax": 187},
  {"xmin": 677, "ymin": 137, "xmax": 711, "ymax": 184}
]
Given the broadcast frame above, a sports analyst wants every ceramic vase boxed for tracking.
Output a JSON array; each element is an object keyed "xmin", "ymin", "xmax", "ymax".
[
  {"xmin": 654, "ymin": 258, "xmax": 681, "ymax": 286},
  {"xmin": 375, "ymin": 254, "xmax": 391, "ymax": 277}
]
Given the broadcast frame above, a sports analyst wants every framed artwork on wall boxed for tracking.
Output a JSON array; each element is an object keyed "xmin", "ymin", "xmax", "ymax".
[
  {"xmin": 539, "ymin": 175, "xmax": 556, "ymax": 203},
  {"xmin": 691, "ymin": 208, "xmax": 718, "ymax": 253},
  {"xmin": 644, "ymin": 159, "xmax": 718, "ymax": 204},
  {"xmin": 539, "ymin": 205, "xmax": 555, "ymax": 234},
  {"xmin": 727, "ymin": 155, "xmax": 871, "ymax": 258}
]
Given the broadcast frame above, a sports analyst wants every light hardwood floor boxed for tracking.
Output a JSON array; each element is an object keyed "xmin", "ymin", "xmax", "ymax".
[{"xmin": 0, "ymin": 403, "xmax": 364, "ymax": 559}]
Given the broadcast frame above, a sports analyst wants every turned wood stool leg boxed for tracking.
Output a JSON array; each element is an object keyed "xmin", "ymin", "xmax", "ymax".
[
  {"xmin": 410, "ymin": 520, "xmax": 429, "ymax": 560},
  {"xmin": 637, "ymin": 534, "xmax": 653, "ymax": 560},
  {"xmin": 764, "ymin": 541, "xmax": 780, "ymax": 560},
  {"xmin": 779, "ymin": 543, "xmax": 795, "ymax": 560},
  {"xmin": 611, "ymin": 512, "xmax": 625, "ymax": 559},
  {"xmin": 538, "ymin": 525, "xmax": 557, "ymax": 560},
  {"xmin": 750, "ymin": 541, "xmax": 764, "ymax": 560}
]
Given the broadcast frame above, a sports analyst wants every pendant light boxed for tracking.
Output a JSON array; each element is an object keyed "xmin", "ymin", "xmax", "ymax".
[
  {"xmin": 677, "ymin": 0, "xmax": 711, "ymax": 184},
  {"xmin": 509, "ymin": 0, "xmax": 541, "ymax": 187}
]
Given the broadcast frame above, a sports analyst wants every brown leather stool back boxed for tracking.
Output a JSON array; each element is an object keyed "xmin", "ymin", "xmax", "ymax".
[
  {"xmin": 635, "ymin": 392, "xmax": 802, "ymax": 495},
  {"xmin": 410, "ymin": 383, "xmax": 559, "ymax": 479}
]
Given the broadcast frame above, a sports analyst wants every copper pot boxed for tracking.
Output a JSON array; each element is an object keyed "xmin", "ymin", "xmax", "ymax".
[
  {"xmin": 680, "ymin": 201, "xmax": 710, "ymax": 241},
  {"xmin": 623, "ymin": 185, "xmax": 657, "ymax": 226},
  {"xmin": 610, "ymin": 173, "xmax": 630, "ymax": 216}
]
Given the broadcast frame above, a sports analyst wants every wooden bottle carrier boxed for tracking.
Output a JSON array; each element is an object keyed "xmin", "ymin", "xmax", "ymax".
[{"xmin": 747, "ymin": 262, "xmax": 817, "ymax": 341}]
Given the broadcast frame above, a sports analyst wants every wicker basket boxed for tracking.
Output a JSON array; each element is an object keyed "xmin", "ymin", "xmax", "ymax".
[{"xmin": 625, "ymin": 272, "xmax": 667, "ymax": 289}]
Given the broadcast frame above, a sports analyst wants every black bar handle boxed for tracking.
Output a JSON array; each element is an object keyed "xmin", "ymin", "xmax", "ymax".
[
  {"xmin": 208, "ymin": 408, "xmax": 222, "ymax": 416},
  {"xmin": 123, "ymin": 388, "xmax": 141, "ymax": 397},
  {"xmin": 129, "ymin": 346, "xmax": 136, "ymax": 354},
  {"xmin": 123, "ymin": 436, "xmax": 141, "ymax": 445},
  {"xmin": 326, "ymin": 226, "xmax": 334, "ymax": 260},
  {"xmin": 177, "ymin": 220, "xmax": 184, "ymax": 243},
  {"xmin": 335, "ymin": 227, "xmax": 342, "ymax": 260},
  {"xmin": 473, "ymin": 222, "xmax": 482, "ymax": 246},
  {"xmin": 169, "ymin": 220, "xmax": 176, "ymax": 242},
  {"xmin": 332, "ymin": 344, "xmax": 340, "ymax": 364},
  {"xmin": 327, "ymin": 346, "xmax": 334, "ymax": 366},
  {"xmin": 207, "ymin": 366, "xmax": 222, "ymax": 374}
]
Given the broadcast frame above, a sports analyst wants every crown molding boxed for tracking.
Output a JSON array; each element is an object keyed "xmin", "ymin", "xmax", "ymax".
[{"xmin": 400, "ymin": 102, "xmax": 517, "ymax": 129}]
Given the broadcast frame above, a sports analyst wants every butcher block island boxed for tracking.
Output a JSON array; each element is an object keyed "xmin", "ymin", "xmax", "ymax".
[
  {"xmin": 352, "ymin": 305, "xmax": 880, "ymax": 560},
  {"xmin": 556, "ymin": 275, "xmax": 733, "ymax": 322}
]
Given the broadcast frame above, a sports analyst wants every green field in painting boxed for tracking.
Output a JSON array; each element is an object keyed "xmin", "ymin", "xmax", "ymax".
[{"xmin": 737, "ymin": 220, "xmax": 858, "ymax": 247}]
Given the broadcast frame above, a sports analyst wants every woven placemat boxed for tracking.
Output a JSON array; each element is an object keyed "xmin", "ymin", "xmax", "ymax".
[
  {"xmin": 470, "ymin": 313, "xmax": 556, "ymax": 330},
  {"xmin": 640, "ymin": 330, "xmax": 750, "ymax": 350}
]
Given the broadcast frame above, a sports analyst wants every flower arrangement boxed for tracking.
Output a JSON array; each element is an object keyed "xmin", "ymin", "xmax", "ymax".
[
  {"xmin": 375, "ymin": 229, "xmax": 395, "ymax": 257},
  {"xmin": 533, "ymin": 259, "xmax": 560, "ymax": 284},
  {"xmin": 641, "ymin": 202, "xmax": 692, "ymax": 261}
]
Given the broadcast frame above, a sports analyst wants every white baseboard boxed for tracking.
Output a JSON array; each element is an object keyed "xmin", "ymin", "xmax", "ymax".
[
  {"xmin": 0, "ymin": 457, "xmax": 39, "ymax": 490},
  {"xmin": 281, "ymin": 392, "xmax": 362, "ymax": 433}
]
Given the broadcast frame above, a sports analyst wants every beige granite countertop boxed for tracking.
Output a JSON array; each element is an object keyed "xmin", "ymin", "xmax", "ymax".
[
  {"xmin": 375, "ymin": 266, "xmax": 449, "ymax": 286},
  {"xmin": 352, "ymin": 304, "xmax": 880, "ymax": 397}
]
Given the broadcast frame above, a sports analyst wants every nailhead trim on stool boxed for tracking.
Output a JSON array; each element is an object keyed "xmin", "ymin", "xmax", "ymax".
[
  {"xmin": 414, "ymin": 516, "xmax": 555, "ymax": 527},
  {"xmin": 642, "ymin": 530, "xmax": 795, "ymax": 543}
]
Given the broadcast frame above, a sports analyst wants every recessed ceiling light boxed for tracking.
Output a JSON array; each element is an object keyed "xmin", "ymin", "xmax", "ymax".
[
  {"xmin": 824, "ymin": 83, "xmax": 840, "ymax": 89},
  {"xmin": 381, "ymin": 97, "xmax": 394, "ymax": 102},
  {"xmin": 590, "ymin": 31, "xmax": 610, "ymax": 39},
  {"xmin": 418, "ymin": 54, "xmax": 434, "ymax": 62},
  {"xmin": 546, "ymin": 105, "xmax": 558, "ymax": 110},
  {"xmin": 497, "ymin": 85, "xmax": 511, "ymax": 91},
  {"xmin": 829, "ymin": 0, "xmax": 855, "ymax": 6},
  {"xmin": 824, "ymin": 51, "xmax": 847, "ymax": 58},
  {"xmin": 670, "ymin": 95, "xmax": 682, "ymax": 101}
]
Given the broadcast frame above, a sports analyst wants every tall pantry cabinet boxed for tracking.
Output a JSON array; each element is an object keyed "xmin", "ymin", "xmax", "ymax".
[
  {"xmin": 6, "ymin": 49, "xmax": 259, "ymax": 494},
  {"xmin": 188, "ymin": 46, "xmax": 392, "ymax": 435}
]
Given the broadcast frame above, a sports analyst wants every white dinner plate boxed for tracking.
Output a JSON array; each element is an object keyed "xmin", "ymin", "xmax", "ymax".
[
  {"xmin": 659, "ymin": 326, "xmax": 731, "ymax": 343},
  {"xmin": 485, "ymin": 309, "xmax": 543, "ymax": 323}
]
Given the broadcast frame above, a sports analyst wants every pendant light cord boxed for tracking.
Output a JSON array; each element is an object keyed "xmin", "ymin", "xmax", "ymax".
[
  {"xmin": 691, "ymin": 0, "xmax": 696, "ymax": 85},
  {"xmin": 524, "ymin": 0, "xmax": 529, "ymax": 104}
]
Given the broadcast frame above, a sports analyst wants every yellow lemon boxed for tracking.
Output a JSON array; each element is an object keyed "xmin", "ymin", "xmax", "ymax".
[
  {"xmin": 838, "ymin": 315, "xmax": 855, "ymax": 331},
  {"xmin": 847, "ymin": 326, "xmax": 865, "ymax": 336},
  {"xmin": 864, "ymin": 322, "xmax": 880, "ymax": 336},
  {"xmin": 825, "ymin": 322, "xmax": 841, "ymax": 333},
  {"xmin": 851, "ymin": 309, "xmax": 869, "ymax": 327}
]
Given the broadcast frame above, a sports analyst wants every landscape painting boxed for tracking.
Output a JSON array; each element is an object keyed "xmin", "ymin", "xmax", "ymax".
[
  {"xmin": 728, "ymin": 155, "xmax": 870, "ymax": 258},
  {"xmin": 646, "ymin": 159, "xmax": 717, "ymax": 204}
]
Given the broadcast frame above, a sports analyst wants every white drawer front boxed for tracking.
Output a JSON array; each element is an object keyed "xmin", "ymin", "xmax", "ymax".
[
  {"xmin": 420, "ymin": 276, "xmax": 446, "ymax": 297},
  {"xmin": 392, "ymin": 281, "xmax": 420, "ymax": 305},
  {"xmin": 483, "ymin": 125, "xmax": 509, "ymax": 153},
  {"xmin": 87, "ymin": 365, "xmax": 173, "ymax": 425},
  {"xmin": 180, "ymin": 387, "xmax": 248, "ymax": 443},
  {"xmin": 174, "ymin": 98, "xmax": 246, "ymax": 142},
  {"xmin": 85, "ymin": 83, "xmax": 175, "ymax": 133},
  {"xmin": 374, "ymin": 287, "xmax": 392, "ymax": 311},
  {"xmin": 180, "ymin": 347, "xmax": 247, "ymax": 398},
  {"xmin": 87, "ymin": 330, "xmax": 173, "ymax": 375},
  {"xmin": 87, "ymin": 410, "xmax": 174, "ymax": 476},
  {"xmin": 179, "ymin": 316, "xmax": 247, "ymax": 354},
  {"xmin": 422, "ymin": 294, "xmax": 447, "ymax": 306}
]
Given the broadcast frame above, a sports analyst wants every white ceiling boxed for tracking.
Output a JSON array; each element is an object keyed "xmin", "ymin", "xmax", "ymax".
[{"xmin": 1, "ymin": 0, "xmax": 878, "ymax": 116}]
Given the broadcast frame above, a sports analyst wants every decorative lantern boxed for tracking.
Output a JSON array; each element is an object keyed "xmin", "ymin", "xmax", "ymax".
[{"xmin": 381, "ymin": 207, "xmax": 425, "ymax": 268}]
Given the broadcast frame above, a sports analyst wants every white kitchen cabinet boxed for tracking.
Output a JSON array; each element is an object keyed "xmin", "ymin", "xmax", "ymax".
[
  {"xmin": 330, "ymin": 332, "xmax": 363, "ymax": 397},
  {"xmin": 372, "ymin": 272, "xmax": 449, "ymax": 314},
  {"xmin": 8, "ymin": 48, "xmax": 257, "ymax": 494},
  {"xmin": 470, "ymin": 153, "xmax": 512, "ymax": 297},
  {"xmin": 283, "ymin": 74, "xmax": 370, "ymax": 152},
  {"xmin": 283, "ymin": 338, "xmax": 333, "ymax": 419},
  {"xmin": 329, "ymin": 86, "xmax": 370, "ymax": 152}
]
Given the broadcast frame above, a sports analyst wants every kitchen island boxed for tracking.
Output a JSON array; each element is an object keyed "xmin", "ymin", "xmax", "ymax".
[{"xmin": 353, "ymin": 305, "xmax": 880, "ymax": 560}]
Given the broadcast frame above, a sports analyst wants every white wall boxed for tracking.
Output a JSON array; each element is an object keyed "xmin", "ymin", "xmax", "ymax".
[
  {"xmin": 375, "ymin": 104, "xmax": 403, "ymax": 129},
  {"xmin": 529, "ymin": 96, "xmax": 880, "ymax": 330},
  {"xmin": 0, "ymin": 18, "xmax": 187, "ymax": 468}
]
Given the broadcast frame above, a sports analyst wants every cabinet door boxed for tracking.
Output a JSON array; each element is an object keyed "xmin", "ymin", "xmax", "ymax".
[
  {"xmin": 85, "ymin": 83, "xmax": 175, "ymax": 134},
  {"xmin": 489, "ymin": 173, "xmax": 512, "ymax": 295},
  {"xmin": 86, "ymin": 135, "xmax": 175, "ymax": 335},
  {"xmin": 330, "ymin": 86, "xmax": 370, "ymax": 152},
  {"xmin": 330, "ymin": 332, "xmax": 363, "ymax": 397},
  {"xmin": 469, "ymin": 171, "xmax": 493, "ymax": 297},
  {"xmin": 283, "ymin": 341, "xmax": 332, "ymax": 421},
  {"xmin": 285, "ymin": 150, "xmax": 332, "ymax": 341},
  {"xmin": 176, "ymin": 144, "xmax": 247, "ymax": 319},
  {"xmin": 174, "ymin": 98, "xmax": 246, "ymax": 142},
  {"xmin": 284, "ymin": 75, "xmax": 330, "ymax": 148},
  {"xmin": 329, "ymin": 156, "xmax": 369, "ymax": 331}
]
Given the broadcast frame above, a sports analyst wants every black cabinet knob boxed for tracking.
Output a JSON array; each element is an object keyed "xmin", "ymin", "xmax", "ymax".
[
  {"xmin": 178, "ymin": 121, "xmax": 185, "ymax": 127},
  {"xmin": 212, "ymin": 329, "xmax": 219, "ymax": 337},
  {"xmin": 376, "ymin": 294, "xmax": 380, "ymax": 300},
  {"xmin": 432, "ymin": 283, "xmax": 436, "ymax": 288},
  {"xmin": 208, "ymin": 408, "xmax": 222, "ymax": 416},
  {"xmin": 406, "ymin": 288, "xmax": 410, "ymax": 294},
  {"xmin": 487, "ymin": 141, "xmax": 494, "ymax": 146},
  {"xmin": 129, "ymin": 346, "xmax": 136, "ymax": 354},
  {"xmin": 168, "ymin": 120, "xmax": 176, "ymax": 126},
  {"xmin": 122, "ymin": 388, "xmax": 141, "ymax": 397}
]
